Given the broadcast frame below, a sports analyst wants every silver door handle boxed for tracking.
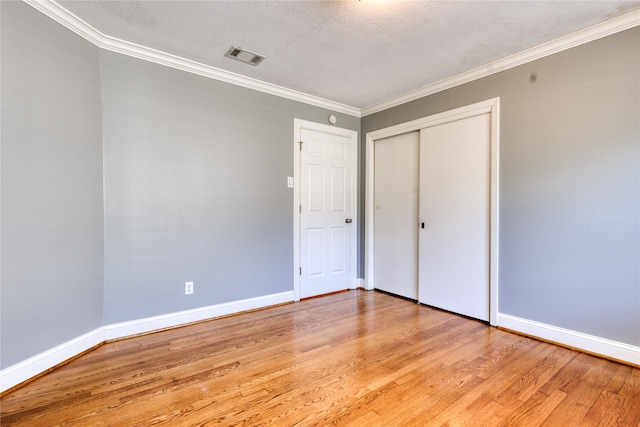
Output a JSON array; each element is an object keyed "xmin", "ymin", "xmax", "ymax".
[{"xmin": 345, "ymin": 218, "xmax": 352, "ymax": 224}]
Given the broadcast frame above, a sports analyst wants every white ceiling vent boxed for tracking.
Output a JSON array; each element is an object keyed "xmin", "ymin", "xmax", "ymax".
[{"xmin": 224, "ymin": 46, "xmax": 266, "ymax": 66}]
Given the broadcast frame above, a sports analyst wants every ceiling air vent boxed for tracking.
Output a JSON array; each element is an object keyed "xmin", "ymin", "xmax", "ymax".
[{"xmin": 224, "ymin": 46, "xmax": 266, "ymax": 66}]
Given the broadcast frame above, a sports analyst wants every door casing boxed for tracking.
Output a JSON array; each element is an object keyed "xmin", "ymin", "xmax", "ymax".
[
  {"xmin": 364, "ymin": 98, "xmax": 500, "ymax": 325},
  {"xmin": 293, "ymin": 119, "xmax": 359, "ymax": 302}
]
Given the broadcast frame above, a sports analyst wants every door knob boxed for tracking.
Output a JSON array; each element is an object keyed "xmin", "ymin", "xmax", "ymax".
[{"xmin": 345, "ymin": 218, "xmax": 352, "ymax": 224}]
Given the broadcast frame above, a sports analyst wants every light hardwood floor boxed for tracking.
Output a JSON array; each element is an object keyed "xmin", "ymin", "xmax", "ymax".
[{"xmin": 1, "ymin": 290, "xmax": 639, "ymax": 426}]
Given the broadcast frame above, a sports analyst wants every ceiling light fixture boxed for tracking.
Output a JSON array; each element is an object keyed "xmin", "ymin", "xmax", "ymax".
[{"xmin": 224, "ymin": 46, "xmax": 266, "ymax": 66}]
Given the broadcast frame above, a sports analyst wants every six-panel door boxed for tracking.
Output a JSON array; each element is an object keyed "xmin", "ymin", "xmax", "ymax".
[{"xmin": 300, "ymin": 129, "xmax": 353, "ymax": 298}]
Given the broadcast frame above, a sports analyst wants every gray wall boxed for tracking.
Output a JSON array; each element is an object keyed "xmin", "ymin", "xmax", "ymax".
[
  {"xmin": 100, "ymin": 51, "xmax": 359, "ymax": 324},
  {"xmin": 1, "ymin": 1, "xmax": 104, "ymax": 368},
  {"xmin": 0, "ymin": 1, "xmax": 359, "ymax": 367},
  {"xmin": 1, "ymin": 0, "xmax": 637, "ymax": 371},
  {"xmin": 362, "ymin": 28, "xmax": 640, "ymax": 346}
]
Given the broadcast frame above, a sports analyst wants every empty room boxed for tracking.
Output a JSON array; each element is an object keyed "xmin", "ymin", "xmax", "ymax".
[{"xmin": 1, "ymin": 0, "xmax": 639, "ymax": 425}]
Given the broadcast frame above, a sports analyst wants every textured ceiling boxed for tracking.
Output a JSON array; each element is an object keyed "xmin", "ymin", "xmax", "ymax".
[{"xmin": 57, "ymin": 0, "xmax": 640, "ymax": 110}]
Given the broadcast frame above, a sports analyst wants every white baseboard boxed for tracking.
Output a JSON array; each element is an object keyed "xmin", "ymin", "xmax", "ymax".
[
  {"xmin": 354, "ymin": 278, "xmax": 366, "ymax": 289},
  {"xmin": 0, "ymin": 327, "xmax": 106, "ymax": 394},
  {"xmin": 5, "ymin": 297, "xmax": 634, "ymax": 393},
  {"xmin": 0, "ymin": 291, "xmax": 294, "ymax": 393},
  {"xmin": 362, "ymin": 279, "xmax": 374, "ymax": 291},
  {"xmin": 497, "ymin": 312, "xmax": 640, "ymax": 366},
  {"xmin": 104, "ymin": 291, "xmax": 293, "ymax": 340}
]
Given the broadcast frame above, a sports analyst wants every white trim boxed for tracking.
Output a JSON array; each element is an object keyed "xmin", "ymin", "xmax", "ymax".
[
  {"xmin": 22, "ymin": 0, "xmax": 361, "ymax": 118},
  {"xmin": 23, "ymin": 0, "xmax": 104, "ymax": 46},
  {"xmin": 498, "ymin": 313, "xmax": 640, "ymax": 366},
  {"xmin": 104, "ymin": 291, "xmax": 293, "ymax": 340},
  {"xmin": 361, "ymin": 10, "xmax": 640, "ymax": 116},
  {"xmin": 365, "ymin": 98, "xmax": 500, "ymax": 325},
  {"xmin": 293, "ymin": 119, "xmax": 358, "ymax": 302},
  {"xmin": 364, "ymin": 136, "xmax": 376, "ymax": 292},
  {"xmin": 0, "ymin": 291, "xmax": 293, "ymax": 393},
  {"xmin": 489, "ymin": 99, "xmax": 500, "ymax": 327},
  {"xmin": 366, "ymin": 101, "xmax": 495, "ymax": 142},
  {"xmin": 24, "ymin": 1, "xmax": 638, "ymax": 119},
  {"xmin": 355, "ymin": 278, "xmax": 366, "ymax": 290},
  {"xmin": 293, "ymin": 123, "xmax": 301, "ymax": 302},
  {"xmin": 0, "ymin": 328, "xmax": 106, "ymax": 393}
]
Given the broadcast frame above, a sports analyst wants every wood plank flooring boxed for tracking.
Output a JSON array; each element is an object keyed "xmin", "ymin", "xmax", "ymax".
[{"xmin": 1, "ymin": 290, "xmax": 639, "ymax": 426}]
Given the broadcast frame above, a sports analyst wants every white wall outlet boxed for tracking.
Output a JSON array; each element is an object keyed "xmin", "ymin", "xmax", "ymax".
[{"xmin": 185, "ymin": 281, "xmax": 194, "ymax": 295}]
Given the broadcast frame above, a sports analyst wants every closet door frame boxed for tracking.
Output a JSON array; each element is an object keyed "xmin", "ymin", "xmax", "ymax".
[{"xmin": 364, "ymin": 98, "xmax": 500, "ymax": 326}]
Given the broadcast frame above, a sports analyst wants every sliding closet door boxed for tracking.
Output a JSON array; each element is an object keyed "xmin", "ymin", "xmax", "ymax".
[
  {"xmin": 418, "ymin": 113, "xmax": 491, "ymax": 321},
  {"xmin": 373, "ymin": 132, "xmax": 419, "ymax": 300}
]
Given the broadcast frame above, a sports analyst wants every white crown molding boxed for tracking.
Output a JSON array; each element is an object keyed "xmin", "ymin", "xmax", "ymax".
[
  {"xmin": 22, "ymin": 0, "xmax": 362, "ymax": 118},
  {"xmin": 362, "ymin": 9, "xmax": 640, "ymax": 116},
  {"xmin": 23, "ymin": 1, "xmax": 638, "ymax": 118},
  {"xmin": 23, "ymin": 0, "xmax": 104, "ymax": 45}
]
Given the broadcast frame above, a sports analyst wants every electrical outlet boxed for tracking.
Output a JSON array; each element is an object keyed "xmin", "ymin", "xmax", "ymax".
[{"xmin": 185, "ymin": 281, "xmax": 194, "ymax": 295}]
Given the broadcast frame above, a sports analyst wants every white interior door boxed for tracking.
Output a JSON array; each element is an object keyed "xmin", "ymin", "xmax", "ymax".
[
  {"xmin": 299, "ymin": 128, "xmax": 353, "ymax": 298},
  {"xmin": 419, "ymin": 113, "xmax": 491, "ymax": 321},
  {"xmin": 374, "ymin": 132, "xmax": 419, "ymax": 300}
]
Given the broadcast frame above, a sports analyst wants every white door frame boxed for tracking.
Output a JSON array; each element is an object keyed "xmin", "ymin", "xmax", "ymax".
[
  {"xmin": 293, "ymin": 119, "xmax": 359, "ymax": 302},
  {"xmin": 364, "ymin": 98, "xmax": 500, "ymax": 325}
]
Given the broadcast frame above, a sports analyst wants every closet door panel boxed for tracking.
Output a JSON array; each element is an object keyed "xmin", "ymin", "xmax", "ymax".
[
  {"xmin": 418, "ymin": 113, "xmax": 491, "ymax": 321},
  {"xmin": 373, "ymin": 131, "xmax": 419, "ymax": 300}
]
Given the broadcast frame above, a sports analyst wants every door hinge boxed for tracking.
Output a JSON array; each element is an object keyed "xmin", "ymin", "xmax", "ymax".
[
  {"xmin": 299, "ymin": 204, "xmax": 302, "ymax": 213},
  {"xmin": 299, "ymin": 140, "xmax": 303, "ymax": 151},
  {"xmin": 299, "ymin": 267, "xmax": 302, "ymax": 275}
]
